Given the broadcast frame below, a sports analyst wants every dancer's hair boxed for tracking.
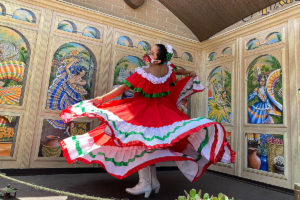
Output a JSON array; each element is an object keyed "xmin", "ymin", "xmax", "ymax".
[{"xmin": 155, "ymin": 44, "xmax": 167, "ymax": 64}]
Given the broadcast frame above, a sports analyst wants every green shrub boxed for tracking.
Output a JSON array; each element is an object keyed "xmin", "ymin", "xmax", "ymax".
[{"xmin": 177, "ymin": 189, "xmax": 234, "ymax": 200}]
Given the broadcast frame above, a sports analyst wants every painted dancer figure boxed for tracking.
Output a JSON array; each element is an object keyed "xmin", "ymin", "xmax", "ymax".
[{"xmin": 59, "ymin": 44, "xmax": 235, "ymax": 198}]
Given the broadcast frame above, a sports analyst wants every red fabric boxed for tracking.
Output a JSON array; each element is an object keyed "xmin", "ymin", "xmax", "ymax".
[{"xmin": 125, "ymin": 68, "xmax": 176, "ymax": 95}]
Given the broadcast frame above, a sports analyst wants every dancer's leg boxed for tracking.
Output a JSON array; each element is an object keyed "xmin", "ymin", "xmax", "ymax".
[{"xmin": 126, "ymin": 166, "xmax": 152, "ymax": 198}]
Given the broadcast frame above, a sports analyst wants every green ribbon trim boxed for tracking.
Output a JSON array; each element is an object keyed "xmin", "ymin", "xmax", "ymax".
[
  {"xmin": 74, "ymin": 103, "xmax": 206, "ymax": 141},
  {"xmin": 196, "ymin": 128, "xmax": 209, "ymax": 161},
  {"xmin": 124, "ymin": 80, "xmax": 174, "ymax": 98},
  {"xmin": 72, "ymin": 136, "xmax": 83, "ymax": 156},
  {"xmin": 179, "ymin": 80, "xmax": 202, "ymax": 98},
  {"xmin": 88, "ymin": 149, "xmax": 157, "ymax": 166}
]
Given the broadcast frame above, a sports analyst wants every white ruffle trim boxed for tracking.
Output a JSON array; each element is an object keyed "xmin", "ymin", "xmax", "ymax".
[{"xmin": 135, "ymin": 61, "xmax": 173, "ymax": 84}]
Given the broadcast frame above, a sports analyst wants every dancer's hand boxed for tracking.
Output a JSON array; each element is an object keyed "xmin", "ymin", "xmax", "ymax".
[
  {"xmin": 189, "ymin": 71, "xmax": 197, "ymax": 78},
  {"xmin": 92, "ymin": 96, "xmax": 104, "ymax": 106}
]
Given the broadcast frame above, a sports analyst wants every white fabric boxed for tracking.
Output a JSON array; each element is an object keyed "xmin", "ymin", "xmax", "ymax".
[{"xmin": 135, "ymin": 62, "xmax": 173, "ymax": 84}]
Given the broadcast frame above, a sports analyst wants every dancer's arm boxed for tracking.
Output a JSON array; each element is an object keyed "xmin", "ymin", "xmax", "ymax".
[
  {"xmin": 175, "ymin": 68, "xmax": 197, "ymax": 77},
  {"xmin": 65, "ymin": 59, "xmax": 77, "ymax": 75},
  {"xmin": 94, "ymin": 84, "xmax": 129, "ymax": 104}
]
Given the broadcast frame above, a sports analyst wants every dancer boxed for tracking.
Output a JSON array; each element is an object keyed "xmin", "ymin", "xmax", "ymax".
[{"xmin": 59, "ymin": 44, "xmax": 235, "ymax": 198}]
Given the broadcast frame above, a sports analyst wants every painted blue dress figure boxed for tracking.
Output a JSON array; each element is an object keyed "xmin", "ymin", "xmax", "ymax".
[
  {"xmin": 46, "ymin": 59, "xmax": 87, "ymax": 129},
  {"xmin": 248, "ymin": 75, "xmax": 282, "ymax": 124}
]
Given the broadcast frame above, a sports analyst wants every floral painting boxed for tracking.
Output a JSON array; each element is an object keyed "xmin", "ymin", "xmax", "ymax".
[
  {"xmin": 247, "ymin": 55, "xmax": 283, "ymax": 124},
  {"xmin": 113, "ymin": 56, "xmax": 144, "ymax": 99},
  {"xmin": 0, "ymin": 115, "xmax": 19, "ymax": 157},
  {"xmin": 45, "ymin": 42, "xmax": 96, "ymax": 129},
  {"xmin": 208, "ymin": 67, "xmax": 231, "ymax": 123},
  {"xmin": 247, "ymin": 133, "xmax": 284, "ymax": 174},
  {"xmin": 0, "ymin": 26, "xmax": 30, "ymax": 105}
]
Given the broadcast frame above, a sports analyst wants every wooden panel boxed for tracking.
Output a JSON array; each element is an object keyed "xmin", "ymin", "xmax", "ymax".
[{"xmin": 159, "ymin": 0, "xmax": 280, "ymax": 41}]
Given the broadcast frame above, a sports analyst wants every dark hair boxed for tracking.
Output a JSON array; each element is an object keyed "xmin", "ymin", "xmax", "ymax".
[
  {"xmin": 257, "ymin": 75, "xmax": 267, "ymax": 83},
  {"xmin": 155, "ymin": 44, "xmax": 167, "ymax": 64}
]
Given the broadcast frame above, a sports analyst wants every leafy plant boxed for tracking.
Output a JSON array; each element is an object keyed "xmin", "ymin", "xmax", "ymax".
[{"xmin": 177, "ymin": 189, "xmax": 234, "ymax": 200}]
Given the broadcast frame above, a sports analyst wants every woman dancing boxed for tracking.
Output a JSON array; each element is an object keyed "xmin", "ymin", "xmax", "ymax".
[{"xmin": 59, "ymin": 44, "xmax": 235, "ymax": 198}]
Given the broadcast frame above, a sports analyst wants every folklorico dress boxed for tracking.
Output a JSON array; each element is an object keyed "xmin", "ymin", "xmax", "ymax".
[{"xmin": 59, "ymin": 62, "xmax": 235, "ymax": 182}]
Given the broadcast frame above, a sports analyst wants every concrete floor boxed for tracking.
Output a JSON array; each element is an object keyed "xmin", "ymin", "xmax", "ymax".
[{"xmin": 0, "ymin": 168, "xmax": 294, "ymax": 200}]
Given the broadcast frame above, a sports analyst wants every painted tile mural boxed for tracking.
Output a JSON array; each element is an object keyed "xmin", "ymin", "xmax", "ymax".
[
  {"xmin": 45, "ymin": 42, "xmax": 96, "ymax": 129},
  {"xmin": 117, "ymin": 36, "xmax": 133, "ymax": 47},
  {"xmin": 247, "ymin": 133, "xmax": 284, "ymax": 174},
  {"xmin": 82, "ymin": 27, "xmax": 100, "ymax": 39},
  {"xmin": 113, "ymin": 56, "xmax": 144, "ymax": 99},
  {"xmin": 247, "ymin": 55, "xmax": 283, "ymax": 124},
  {"xmin": 208, "ymin": 67, "xmax": 231, "ymax": 123},
  {"xmin": 57, "ymin": 20, "xmax": 76, "ymax": 33},
  {"xmin": 0, "ymin": 26, "xmax": 29, "ymax": 105},
  {"xmin": 12, "ymin": 8, "xmax": 36, "ymax": 23},
  {"xmin": 38, "ymin": 120, "xmax": 91, "ymax": 157},
  {"xmin": 0, "ymin": 115, "xmax": 19, "ymax": 157}
]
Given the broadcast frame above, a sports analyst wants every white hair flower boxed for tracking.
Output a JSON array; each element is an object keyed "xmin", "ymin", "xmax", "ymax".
[{"xmin": 165, "ymin": 44, "xmax": 173, "ymax": 54}]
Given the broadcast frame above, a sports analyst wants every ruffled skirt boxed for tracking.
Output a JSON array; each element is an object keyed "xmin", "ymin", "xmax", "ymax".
[{"xmin": 59, "ymin": 76, "xmax": 235, "ymax": 182}]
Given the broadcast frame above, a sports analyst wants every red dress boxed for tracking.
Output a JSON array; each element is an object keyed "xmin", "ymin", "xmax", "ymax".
[{"xmin": 59, "ymin": 62, "xmax": 235, "ymax": 182}]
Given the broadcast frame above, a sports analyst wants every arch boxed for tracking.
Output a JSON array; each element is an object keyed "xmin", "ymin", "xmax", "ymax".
[
  {"xmin": 0, "ymin": 25, "xmax": 31, "ymax": 106},
  {"xmin": 138, "ymin": 41, "xmax": 151, "ymax": 51},
  {"xmin": 266, "ymin": 32, "xmax": 282, "ymax": 45},
  {"xmin": 82, "ymin": 26, "xmax": 101, "ymax": 39},
  {"xmin": 113, "ymin": 56, "xmax": 144, "ymax": 99},
  {"xmin": 182, "ymin": 52, "xmax": 193, "ymax": 62},
  {"xmin": 247, "ymin": 38, "xmax": 260, "ymax": 50},
  {"xmin": 247, "ymin": 54, "xmax": 283, "ymax": 124},
  {"xmin": 117, "ymin": 36, "xmax": 133, "ymax": 47},
  {"xmin": 0, "ymin": 3, "xmax": 6, "ymax": 16},
  {"xmin": 207, "ymin": 66, "xmax": 231, "ymax": 123},
  {"xmin": 57, "ymin": 20, "xmax": 77, "ymax": 33},
  {"xmin": 46, "ymin": 42, "xmax": 97, "ymax": 117},
  {"xmin": 12, "ymin": 8, "xmax": 36, "ymax": 23},
  {"xmin": 208, "ymin": 52, "xmax": 217, "ymax": 61},
  {"xmin": 222, "ymin": 47, "xmax": 232, "ymax": 56}
]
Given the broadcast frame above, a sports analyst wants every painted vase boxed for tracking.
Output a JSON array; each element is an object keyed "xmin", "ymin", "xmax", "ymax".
[
  {"xmin": 42, "ymin": 135, "xmax": 61, "ymax": 157},
  {"xmin": 260, "ymin": 154, "xmax": 268, "ymax": 171},
  {"xmin": 248, "ymin": 147, "xmax": 261, "ymax": 169}
]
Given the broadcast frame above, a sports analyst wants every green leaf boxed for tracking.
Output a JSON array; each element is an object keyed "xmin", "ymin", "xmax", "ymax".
[
  {"xmin": 178, "ymin": 196, "xmax": 186, "ymax": 200},
  {"xmin": 198, "ymin": 189, "xmax": 202, "ymax": 197},
  {"xmin": 189, "ymin": 189, "xmax": 197, "ymax": 197},
  {"xmin": 212, "ymin": 197, "xmax": 218, "ymax": 200},
  {"xmin": 203, "ymin": 193, "xmax": 210, "ymax": 200},
  {"xmin": 184, "ymin": 190, "xmax": 190, "ymax": 198}
]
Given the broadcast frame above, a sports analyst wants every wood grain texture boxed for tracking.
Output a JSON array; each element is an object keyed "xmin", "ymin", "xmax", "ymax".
[{"xmin": 159, "ymin": 0, "xmax": 280, "ymax": 41}]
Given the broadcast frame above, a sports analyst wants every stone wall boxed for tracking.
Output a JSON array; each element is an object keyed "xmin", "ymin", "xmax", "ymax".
[{"xmin": 61, "ymin": 0, "xmax": 198, "ymax": 41}]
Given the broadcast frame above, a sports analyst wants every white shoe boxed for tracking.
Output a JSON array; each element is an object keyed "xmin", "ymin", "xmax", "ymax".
[
  {"xmin": 150, "ymin": 165, "xmax": 160, "ymax": 194},
  {"xmin": 126, "ymin": 166, "xmax": 152, "ymax": 198}
]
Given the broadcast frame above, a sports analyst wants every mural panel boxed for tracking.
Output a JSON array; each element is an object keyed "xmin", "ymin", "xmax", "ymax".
[
  {"xmin": 266, "ymin": 32, "xmax": 281, "ymax": 45},
  {"xmin": 247, "ymin": 133, "xmax": 284, "ymax": 174},
  {"xmin": 12, "ymin": 8, "xmax": 36, "ymax": 23},
  {"xmin": 247, "ymin": 39, "xmax": 260, "ymax": 50},
  {"xmin": 113, "ymin": 56, "xmax": 144, "ymax": 99},
  {"xmin": 208, "ymin": 67, "xmax": 231, "ymax": 123},
  {"xmin": 208, "ymin": 52, "xmax": 217, "ymax": 61},
  {"xmin": 117, "ymin": 36, "xmax": 133, "ymax": 47},
  {"xmin": 45, "ymin": 42, "xmax": 96, "ymax": 129},
  {"xmin": 0, "ymin": 26, "xmax": 30, "ymax": 105},
  {"xmin": 182, "ymin": 52, "xmax": 193, "ymax": 62},
  {"xmin": 82, "ymin": 27, "xmax": 100, "ymax": 39},
  {"xmin": 57, "ymin": 20, "xmax": 76, "ymax": 33},
  {"xmin": 247, "ymin": 55, "xmax": 283, "ymax": 124},
  {"xmin": 38, "ymin": 119, "xmax": 91, "ymax": 157},
  {"xmin": 0, "ymin": 115, "xmax": 19, "ymax": 157},
  {"xmin": 138, "ymin": 41, "xmax": 150, "ymax": 51}
]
